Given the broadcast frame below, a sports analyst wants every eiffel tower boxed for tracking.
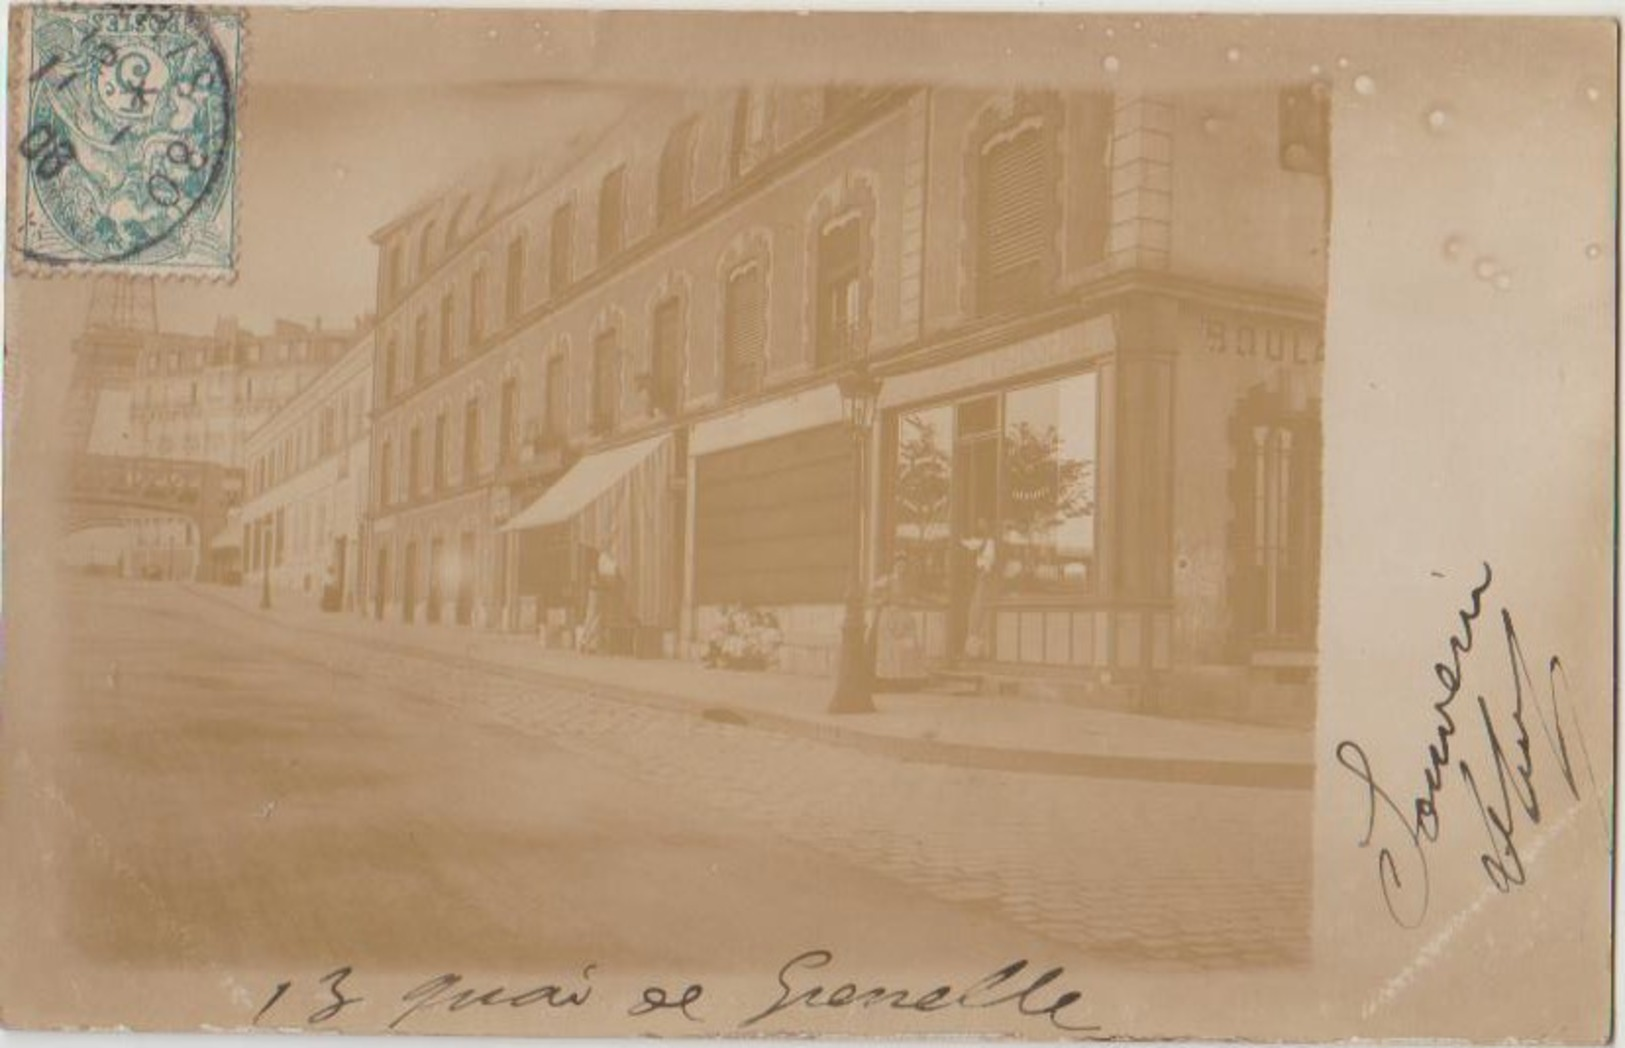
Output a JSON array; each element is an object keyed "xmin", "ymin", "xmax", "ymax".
[{"xmin": 63, "ymin": 276, "xmax": 159, "ymax": 455}]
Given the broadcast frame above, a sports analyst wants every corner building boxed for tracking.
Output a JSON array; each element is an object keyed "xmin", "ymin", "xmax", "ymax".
[{"xmin": 362, "ymin": 85, "xmax": 1328, "ymax": 720}]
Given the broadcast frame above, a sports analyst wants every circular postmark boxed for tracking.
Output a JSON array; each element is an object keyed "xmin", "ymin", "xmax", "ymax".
[{"xmin": 20, "ymin": 5, "xmax": 234, "ymax": 266}]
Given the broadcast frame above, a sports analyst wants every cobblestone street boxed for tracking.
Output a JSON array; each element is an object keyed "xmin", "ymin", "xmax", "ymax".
[
  {"xmin": 187, "ymin": 579, "xmax": 1311, "ymax": 968},
  {"xmin": 5, "ymin": 576, "xmax": 1312, "ymax": 1035}
]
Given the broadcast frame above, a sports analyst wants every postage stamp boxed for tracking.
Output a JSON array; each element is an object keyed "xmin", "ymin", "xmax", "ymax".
[{"xmin": 9, "ymin": 4, "xmax": 243, "ymax": 278}]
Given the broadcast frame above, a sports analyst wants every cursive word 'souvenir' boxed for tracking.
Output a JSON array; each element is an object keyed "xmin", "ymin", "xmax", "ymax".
[{"xmin": 1334, "ymin": 562, "xmax": 1595, "ymax": 928}]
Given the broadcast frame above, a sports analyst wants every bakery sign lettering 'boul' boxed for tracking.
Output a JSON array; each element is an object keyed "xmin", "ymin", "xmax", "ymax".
[{"xmin": 1201, "ymin": 316, "xmax": 1325, "ymax": 366}]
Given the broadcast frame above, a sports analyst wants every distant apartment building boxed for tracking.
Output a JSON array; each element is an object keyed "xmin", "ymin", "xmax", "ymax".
[
  {"xmin": 129, "ymin": 316, "xmax": 361, "ymax": 468},
  {"xmin": 360, "ymin": 84, "xmax": 1328, "ymax": 720},
  {"xmin": 238, "ymin": 329, "xmax": 376, "ymax": 610}
]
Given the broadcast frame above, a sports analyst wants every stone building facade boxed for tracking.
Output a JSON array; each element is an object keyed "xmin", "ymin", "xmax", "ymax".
[
  {"xmin": 360, "ymin": 83, "xmax": 1328, "ymax": 719},
  {"xmin": 238, "ymin": 329, "xmax": 376, "ymax": 610}
]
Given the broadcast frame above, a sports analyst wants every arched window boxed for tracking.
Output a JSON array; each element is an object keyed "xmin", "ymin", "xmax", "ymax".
[
  {"xmin": 591, "ymin": 327, "xmax": 620, "ymax": 435},
  {"xmin": 722, "ymin": 262, "xmax": 766, "ymax": 399},
  {"xmin": 975, "ymin": 116, "xmax": 1057, "ymax": 315},
  {"xmin": 657, "ymin": 118, "xmax": 697, "ymax": 229}
]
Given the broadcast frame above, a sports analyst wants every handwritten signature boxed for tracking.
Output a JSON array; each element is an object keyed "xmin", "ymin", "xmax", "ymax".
[{"xmin": 1334, "ymin": 562, "xmax": 1599, "ymax": 928}]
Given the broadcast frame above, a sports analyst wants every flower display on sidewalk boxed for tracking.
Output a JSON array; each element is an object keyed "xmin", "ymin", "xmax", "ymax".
[{"xmin": 702, "ymin": 604, "xmax": 784, "ymax": 671}]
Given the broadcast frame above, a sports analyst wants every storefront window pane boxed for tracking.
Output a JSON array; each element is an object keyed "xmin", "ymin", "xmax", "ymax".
[
  {"xmin": 891, "ymin": 405, "xmax": 953, "ymax": 600},
  {"xmin": 999, "ymin": 373, "xmax": 1097, "ymax": 593}
]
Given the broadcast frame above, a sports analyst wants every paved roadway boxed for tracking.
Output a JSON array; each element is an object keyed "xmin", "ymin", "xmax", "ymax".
[{"xmin": 1, "ymin": 577, "xmax": 1312, "ymax": 1037}]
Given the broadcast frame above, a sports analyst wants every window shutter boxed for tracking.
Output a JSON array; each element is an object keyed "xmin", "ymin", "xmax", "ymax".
[
  {"xmin": 724, "ymin": 266, "xmax": 766, "ymax": 398},
  {"xmin": 979, "ymin": 126, "xmax": 1050, "ymax": 312}
]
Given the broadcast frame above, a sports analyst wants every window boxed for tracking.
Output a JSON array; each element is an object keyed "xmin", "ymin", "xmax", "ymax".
[
  {"xmin": 498, "ymin": 378, "xmax": 519, "ymax": 465},
  {"xmin": 412, "ymin": 315, "xmax": 429, "ymax": 386},
  {"xmin": 816, "ymin": 216, "xmax": 862, "ymax": 366},
  {"xmin": 433, "ymin": 412, "xmax": 448, "ymax": 491},
  {"xmin": 505, "ymin": 235, "xmax": 526, "ymax": 321},
  {"xmin": 657, "ymin": 119, "xmax": 696, "ymax": 229},
  {"xmin": 591, "ymin": 328, "xmax": 620, "ymax": 435},
  {"xmin": 544, "ymin": 355, "xmax": 567, "ymax": 442},
  {"xmin": 463, "ymin": 397, "xmax": 481, "ymax": 480},
  {"xmin": 383, "ymin": 341, "xmax": 398, "ymax": 398},
  {"xmin": 649, "ymin": 296, "xmax": 683, "ymax": 416},
  {"xmin": 976, "ymin": 121, "xmax": 1054, "ymax": 314},
  {"xmin": 730, "ymin": 89, "xmax": 772, "ymax": 178},
  {"xmin": 890, "ymin": 405, "xmax": 954, "ymax": 601},
  {"xmin": 549, "ymin": 202, "xmax": 574, "ymax": 296},
  {"xmin": 469, "ymin": 266, "xmax": 488, "ymax": 346},
  {"xmin": 722, "ymin": 262, "xmax": 766, "ymax": 399},
  {"xmin": 408, "ymin": 425, "xmax": 422, "ymax": 497},
  {"xmin": 439, "ymin": 291, "xmax": 455, "ymax": 365},
  {"xmin": 388, "ymin": 244, "xmax": 404, "ymax": 300},
  {"xmin": 598, "ymin": 166, "xmax": 625, "ymax": 262},
  {"xmin": 997, "ymin": 375, "xmax": 1096, "ymax": 593},
  {"xmin": 418, "ymin": 219, "xmax": 438, "ymax": 273},
  {"xmin": 884, "ymin": 373, "xmax": 1098, "ymax": 604}
]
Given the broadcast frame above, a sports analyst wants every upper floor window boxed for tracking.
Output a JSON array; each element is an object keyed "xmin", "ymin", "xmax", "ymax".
[
  {"xmin": 469, "ymin": 266, "xmax": 488, "ymax": 347},
  {"xmin": 649, "ymin": 296, "xmax": 683, "ymax": 416},
  {"xmin": 816, "ymin": 215, "xmax": 862, "ymax": 366},
  {"xmin": 462, "ymin": 397, "xmax": 481, "ymax": 480},
  {"xmin": 657, "ymin": 118, "xmax": 697, "ymax": 229},
  {"xmin": 387, "ymin": 244, "xmax": 404, "ymax": 301},
  {"xmin": 408, "ymin": 425, "xmax": 423, "ymax": 496},
  {"xmin": 412, "ymin": 314, "xmax": 429, "ymax": 386},
  {"xmin": 379, "ymin": 438, "xmax": 394, "ymax": 507},
  {"xmin": 549, "ymin": 202, "xmax": 575, "ymax": 297},
  {"xmin": 591, "ymin": 328, "xmax": 620, "ymax": 435},
  {"xmin": 544, "ymin": 355, "xmax": 567, "ymax": 443},
  {"xmin": 505, "ymin": 236, "xmax": 526, "ymax": 321},
  {"xmin": 383, "ymin": 339, "xmax": 398, "ymax": 398},
  {"xmin": 976, "ymin": 119, "xmax": 1055, "ymax": 315},
  {"xmin": 418, "ymin": 219, "xmax": 438, "ymax": 274},
  {"xmin": 439, "ymin": 291, "xmax": 455, "ymax": 366},
  {"xmin": 598, "ymin": 166, "xmax": 626, "ymax": 263},
  {"xmin": 433, "ymin": 412, "xmax": 448, "ymax": 491},
  {"xmin": 731, "ymin": 89, "xmax": 772, "ymax": 178},
  {"xmin": 722, "ymin": 262, "xmax": 766, "ymax": 400},
  {"xmin": 497, "ymin": 377, "xmax": 519, "ymax": 466}
]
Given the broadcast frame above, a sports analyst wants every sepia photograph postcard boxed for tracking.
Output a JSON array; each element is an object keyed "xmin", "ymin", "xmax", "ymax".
[{"xmin": 0, "ymin": 6, "xmax": 1616, "ymax": 1045}]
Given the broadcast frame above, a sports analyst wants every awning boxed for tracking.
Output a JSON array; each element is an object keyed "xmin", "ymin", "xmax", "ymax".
[{"xmin": 502, "ymin": 433, "xmax": 671, "ymax": 533}]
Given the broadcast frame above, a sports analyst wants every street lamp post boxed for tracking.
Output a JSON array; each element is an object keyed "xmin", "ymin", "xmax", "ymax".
[{"xmin": 828, "ymin": 363, "xmax": 882, "ymax": 715}]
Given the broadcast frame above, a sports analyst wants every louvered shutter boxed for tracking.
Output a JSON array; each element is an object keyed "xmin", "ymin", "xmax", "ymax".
[
  {"xmin": 724, "ymin": 266, "xmax": 765, "ymax": 398},
  {"xmin": 979, "ymin": 126, "xmax": 1050, "ymax": 313}
]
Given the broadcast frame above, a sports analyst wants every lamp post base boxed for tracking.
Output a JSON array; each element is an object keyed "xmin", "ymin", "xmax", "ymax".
[{"xmin": 827, "ymin": 602, "xmax": 874, "ymax": 715}]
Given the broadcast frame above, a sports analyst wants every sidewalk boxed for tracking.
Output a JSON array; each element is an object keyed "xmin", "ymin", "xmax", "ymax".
[{"xmin": 186, "ymin": 582, "xmax": 1313, "ymax": 789}]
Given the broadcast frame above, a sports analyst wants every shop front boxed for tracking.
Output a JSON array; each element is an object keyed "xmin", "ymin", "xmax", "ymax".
[
  {"xmin": 502, "ymin": 431, "xmax": 682, "ymax": 657},
  {"xmin": 872, "ymin": 313, "xmax": 1168, "ymax": 692}
]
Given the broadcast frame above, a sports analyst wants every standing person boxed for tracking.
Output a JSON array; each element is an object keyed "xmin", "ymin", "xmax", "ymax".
[
  {"xmin": 960, "ymin": 519, "xmax": 997, "ymax": 660},
  {"xmin": 870, "ymin": 550, "xmax": 927, "ymax": 691},
  {"xmin": 578, "ymin": 546, "xmax": 606, "ymax": 654}
]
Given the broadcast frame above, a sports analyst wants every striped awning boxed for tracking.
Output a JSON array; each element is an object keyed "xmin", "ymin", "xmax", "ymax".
[{"xmin": 501, "ymin": 433, "xmax": 671, "ymax": 533}]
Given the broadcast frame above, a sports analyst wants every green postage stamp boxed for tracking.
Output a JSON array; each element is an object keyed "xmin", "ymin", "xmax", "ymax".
[{"xmin": 9, "ymin": 4, "xmax": 243, "ymax": 278}]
